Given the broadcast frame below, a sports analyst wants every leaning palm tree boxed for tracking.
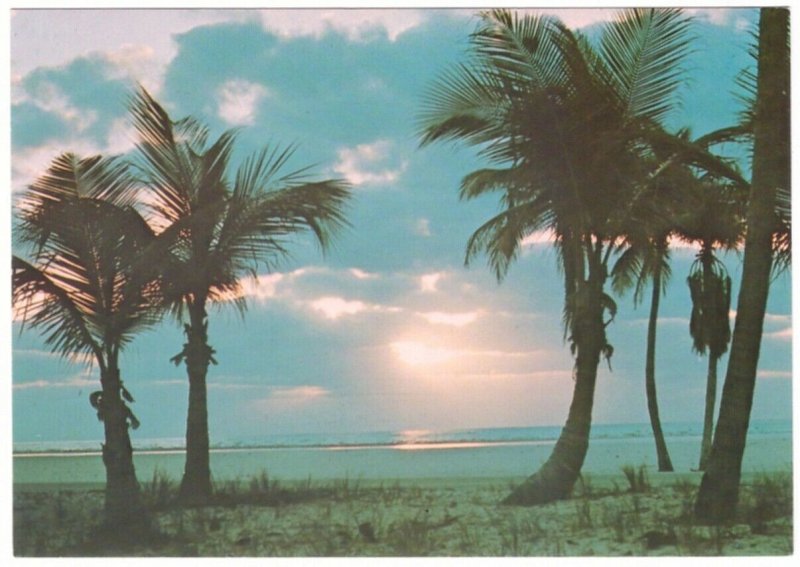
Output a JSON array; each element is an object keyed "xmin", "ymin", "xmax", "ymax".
[
  {"xmin": 420, "ymin": 8, "xmax": 695, "ymax": 504},
  {"xmin": 13, "ymin": 153, "xmax": 158, "ymax": 533},
  {"xmin": 127, "ymin": 87, "xmax": 352, "ymax": 503},
  {"xmin": 696, "ymin": 7, "xmax": 790, "ymax": 523}
]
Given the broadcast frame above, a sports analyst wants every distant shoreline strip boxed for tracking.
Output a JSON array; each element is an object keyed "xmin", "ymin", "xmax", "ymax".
[{"xmin": 13, "ymin": 439, "xmax": 560, "ymax": 458}]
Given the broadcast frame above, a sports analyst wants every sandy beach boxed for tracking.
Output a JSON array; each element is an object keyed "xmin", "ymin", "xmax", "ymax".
[
  {"xmin": 12, "ymin": 430, "xmax": 794, "ymax": 557},
  {"xmin": 13, "ymin": 470, "xmax": 793, "ymax": 557}
]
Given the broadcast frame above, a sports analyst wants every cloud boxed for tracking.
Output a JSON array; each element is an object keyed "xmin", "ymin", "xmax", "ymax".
[
  {"xmin": 11, "ymin": 116, "xmax": 138, "ymax": 192},
  {"xmin": 152, "ymin": 379, "xmax": 185, "ymax": 387},
  {"xmin": 459, "ymin": 370, "xmax": 574, "ymax": 380},
  {"xmin": 308, "ymin": 296, "xmax": 400, "ymax": 320},
  {"xmin": 101, "ymin": 43, "xmax": 164, "ymax": 94},
  {"xmin": 11, "ymin": 10, "xmax": 246, "ymax": 86},
  {"xmin": 217, "ymin": 79, "xmax": 270, "ymax": 126},
  {"xmin": 349, "ymin": 268, "xmax": 379, "ymax": 280},
  {"xmin": 414, "ymin": 218, "xmax": 432, "ymax": 237},
  {"xmin": 310, "ymin": 296, "xmax": 369, "ymax": 319},
  {"xmin": 257, "ymin": 9, "xmax": 426, "ymax": 42},
  {"xmin": 764, "ymin": 313, "xmax": 792, "ymax": 325},
  {"xmin": 12, "ymin": 347, "xmax": 94, "ymax": 365},
  {"xmin": 390, "ymin": 340, "xmax": 539, "ymax": 367},
  {"xmin": 268, "ymin": 385, "xmax": 330, "ymax": 400},
  {"xmin": 208, "ymin": 382, "xmax": 263, "ymax": 391},
  {"xmin": 236, "ymin": 272, "xmax": 287, "ymax": 303},
  {"xmin": 626, "ymin": 316, "xmax": 690, "ymax": 327},
  {"xmin": 418, "ymin": 311, "xmax": 481, "ymax": 328},
  {"xmin": 333, "ymin": 139, "xmax": 408, "ymax": 187},
  {"xmin": 684, "ymin": 8, "xmax": 741, "ymax": 28},
  {"xmin": 764, "ymin": 327, "xmax": 792, "ymax": 341},
  {"xmin": 22, "ymin": 80, "xmax": 97, "ymax": 133},
  {"xmin": 533, "ymin": 8, "xmax": 620, "ymax": 30},
  {"xmin": 12, "ymin": 139, "xmax": 97, "ymax": 192},
  {"xmin": 520, "ymin": 229, "xmax": 556, "ymax": 247},
  {"xmin": 13, "ymin": 376, "xmax": 97, "ymax": 390},
  {"xmin": 757, "ymin": 370, "xmax": 792, "ymax": 380},
  {"xmin": 390, "ymin": 341, "xmax": 457, "ymax": 366},
  {"xmin": 419, "ymin": 272, "xmax": 444, "ymax": 293},
  {"xmin": 252, "ymin": 385, "xmax": 332, "ymax": 411}
]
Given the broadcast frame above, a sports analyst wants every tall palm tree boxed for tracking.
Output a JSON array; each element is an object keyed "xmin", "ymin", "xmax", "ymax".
[
  {"xmin": 420, "ymin": 8, "xmax": 695, "ymax": 504},
  {"xmin": 612, "ymin": 232, "xmax": 675, "ymax": 472},
  {"xmin": 127, "ymin": 88, "xmax": 352, "ymax": 503},
  {"xmin": 13, "ymin": 153, "xmax": 158, "ymax": 533},
  {"xmin": 695, "ymin": 7, "xmax": 790, "ymax": 523}
]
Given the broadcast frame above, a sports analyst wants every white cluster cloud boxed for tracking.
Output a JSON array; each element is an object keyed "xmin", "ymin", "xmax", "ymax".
[
  {"xmin": 257, "ymin": 9, "xmax": 426, "ymax": 42},
  {"xmin": 23, "ymin": 81, "xmax": 97, "ymax": 133},
  {"xmin": 217, "ymin": 79, "xmax": 270, "ymax": 126},
  {"xmin": 12, "ymin": 140, "xmax": 105, "ymax": 193},
  {"xmin": 333, "ymin": 139, "xmax": 408, "ymax": 187},
  {"xmin": 101, "ymin": 43, "xmax": 165, "ymax": 94},
  {"xmin": 309, "ymin": 296, "xmax": 369, "ymax": 319},
  {"xmin": 309, "ymin": 296, "xmax": 400, "ymax": 320}
]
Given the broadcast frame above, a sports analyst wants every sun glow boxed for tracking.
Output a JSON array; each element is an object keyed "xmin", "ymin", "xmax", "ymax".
[{"xmin": 390, "ymin": 341, "xmax": 457, "ymax": 366}]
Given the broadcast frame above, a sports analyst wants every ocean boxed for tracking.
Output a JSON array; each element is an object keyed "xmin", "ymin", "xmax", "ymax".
[{"xmin": 13, "ymin": 419, "xmax": 793, "ymax": 486}]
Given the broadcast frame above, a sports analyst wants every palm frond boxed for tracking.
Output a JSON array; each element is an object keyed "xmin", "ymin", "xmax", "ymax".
[
  {"xmin": 464, "ymin": 194, "xmax": 556, "ymax": 280},
  {"xmin": 599, "ymin": 8, "xmax": 693, "ymax": 122},
  {"xmin": 13, "ymin": 255, "xmax": 103, "ymax": 362},
  {"xmin": 473, "ymin": 9, "xmax": 566, "ymax": 87},
  {"xmin": 418, "ymin": 63, "xmax": 505, "ymax": 147},
  {"xmin": 14, "ymin": 152, "xmax": 162, "ymax": 364}
]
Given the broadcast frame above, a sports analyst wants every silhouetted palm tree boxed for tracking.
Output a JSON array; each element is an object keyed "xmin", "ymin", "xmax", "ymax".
[
  {"xmin": 420, "ymin": 8, "xmax": 695, "ymax": 504},
  {"xmin": 695, "ymin": 7, "xmax": 790, "ymax": 523},
  {"xmin": 612, "ymin": 232, "xmax": 675, "ymax": 472},
  {"xmin": 128, "ymin": 88, "xmax": 352, "ymax": 503},
  {"xmin": 672, "ymin": 179, "xmax": 743, "ymax": 471},
  {"xmin": 13, "ymin": 153, "xmax": 158, "ymax": 533}
]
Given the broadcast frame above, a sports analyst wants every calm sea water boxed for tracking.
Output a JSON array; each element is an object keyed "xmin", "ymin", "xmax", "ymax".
[{"xmin": 13, "ymin": 420, "xmax": 792, "ymax": 485}]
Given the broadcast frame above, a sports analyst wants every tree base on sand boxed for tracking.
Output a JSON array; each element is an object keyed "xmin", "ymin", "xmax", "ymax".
[{"xmin": 502, "ymin": 445, "xmax": 588, "ymax": 505}]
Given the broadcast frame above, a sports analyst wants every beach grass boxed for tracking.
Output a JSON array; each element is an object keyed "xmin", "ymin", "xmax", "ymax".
[{"xmin": 13, "ymin": 467, "xmax": 793, "ymax": 557}]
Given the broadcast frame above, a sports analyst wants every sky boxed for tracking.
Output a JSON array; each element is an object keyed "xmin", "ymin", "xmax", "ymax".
[{"xmin": 8, "ymin": 7, "xmax": 793, "ymax": 446}]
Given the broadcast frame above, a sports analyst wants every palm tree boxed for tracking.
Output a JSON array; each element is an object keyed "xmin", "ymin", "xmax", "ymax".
[
  {"xmin": 127, "ymin": 88, "xmax": 352, "ymax": 504},
  {"xmin": 13, "ymin": 153, "xmax": 158, "ymax": 533},
  {"xmin": 612, "ymin": 232, "xmax": 675, "ymax": 472},
  {"xmin": 688, "ymin": 247, "xmax": 732, "ymax": 470},
  {"xmin": 672, "ymin": 179, "xmax": 743, "ymax": 471},
  {"xmin": 695, "ymin": 7, "xmax": 790, "ymax": 523},
  {"xmin": 420, "ymin": 8, "xmax": 695, "ymax": 504}
]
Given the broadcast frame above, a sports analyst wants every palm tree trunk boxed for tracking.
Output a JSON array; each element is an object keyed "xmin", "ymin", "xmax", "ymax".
[
  {"xmin": 179, "ymin": 297, "xmax": 213, "ymax": 504},
  {"xmin": 503, "ymin": 274, "xmax": 605, "ymax": 505},
  {"xmin": 645, "ymin": 265, "xmax": 674, "ymax": 472},
  {"xmin": 698, "ymin": 354, "xmax": 718, "ymax": 470},
  {"xmin": 695, "ymin": 7, "xmax": 788, "ymax": 524},
  {"xmin": 100, "ymin": 365, "xmax": 147, "ymax": 531}
]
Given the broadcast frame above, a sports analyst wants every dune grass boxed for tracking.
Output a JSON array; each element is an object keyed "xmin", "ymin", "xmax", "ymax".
[{"xmin": 13, "ymin": 467, "xmax": 793, "ymax": 557}]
